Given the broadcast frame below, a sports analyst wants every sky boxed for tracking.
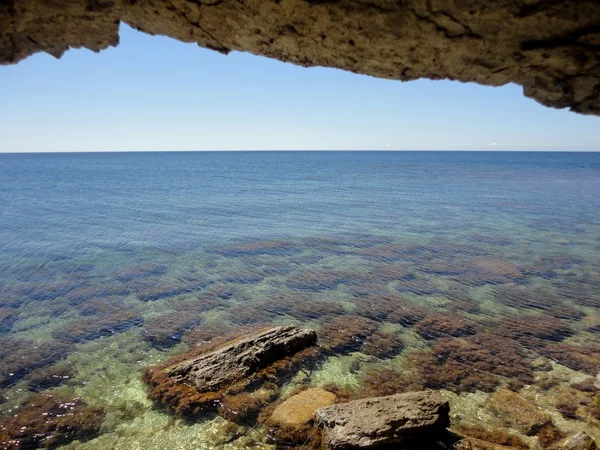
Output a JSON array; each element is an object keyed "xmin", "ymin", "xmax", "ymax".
[{"xmin": 1, "ymin": 24, "xmax": 599, "ymax": 152}]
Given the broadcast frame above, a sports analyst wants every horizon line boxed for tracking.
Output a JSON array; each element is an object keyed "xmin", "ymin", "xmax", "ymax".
[{"xmin": 1, "ymin": 149, "xmax": 599, "ymax": 154}]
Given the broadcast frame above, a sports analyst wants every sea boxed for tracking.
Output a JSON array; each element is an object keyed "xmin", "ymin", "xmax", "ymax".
[{"xmin": 0, "ymin": 151, "xmax": 599, "ymax": 449}]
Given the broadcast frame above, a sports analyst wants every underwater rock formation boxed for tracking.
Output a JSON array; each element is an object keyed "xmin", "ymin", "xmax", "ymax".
[
  {"xmin": 25, "ymin": 363, "xmax": 74, "ymax": 392},
  {"xmin": 142, "ymin": 311, "xmax": 203, "ymax": 348},
  {"xmin": 0, "ymin": 393, "xmax": 104, "ymax": 448},
  {"xmin": 113, "ymin": 263, "xmax": 167, "ymax": 281},
  {"xmin": 137, "ymin": 278, "xmax": 208, "ymax": 301},
  {"xmin": 319, "ymin": 315, "xmax": 378, "ymax": 353},
  {"xmin": 415, "ymin": 314, "xmax": 478, "ymax": 340},
  {"xmin": 143, "ymin": 326, "xmax": 318, "ymax": 416},
  {"xmin": 0, "ymin": 337, "xmax": 72, "ymax": 388},
  {"xmin": 211, "ymin": 239, "xmax": 300, "ymax": 257},
  {"xmin": 452, "ymin": 423, "xmax": 529, "ymax": 449},
  {"xmin": 0, "ymin": 308, "xmax": 16, "ymax": 334},
  {"xmin": 286, "ymin": 270, "xmax": 352, "ymax": 292},
  {"xmin": 409, "ymin": 334, "xmax": 535, "ymax": 393},
  {"xmin": 63, "ymin": 284, "xmax": 131, "ymax": 305},
  {"xmin": 316, "ymin": 391, "xmax": 450, "ymax": 449},
  {"xmin": 52, "ymin": 301, "xmax": 142, "ymax": 344},
  {"xmin": 487, "ymin": 388, "xmax": 552, "ymax": 436},
  {"xmin": 360, "ymin": 330, "xmax": 405, "ymax": 359}
]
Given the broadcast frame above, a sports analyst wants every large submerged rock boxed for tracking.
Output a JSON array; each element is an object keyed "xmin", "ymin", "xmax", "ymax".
[
  {"xmin": 315, "ymin": 391, "xmax": 450, "ymax": 449},
  {"xmin": 1, "ymin": 0, "xmax": 599, "ymax": 115}
]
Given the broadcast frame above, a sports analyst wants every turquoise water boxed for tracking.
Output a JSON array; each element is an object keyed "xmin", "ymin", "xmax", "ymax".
[{"xmin": 0, "ymin": 151, "xmax": 599, "ymax": 448}]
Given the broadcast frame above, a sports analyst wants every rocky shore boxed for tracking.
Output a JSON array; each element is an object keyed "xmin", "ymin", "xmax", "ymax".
[{"xmin": 141, "ymin": 326, "xmax": 600, "ymax": 449}]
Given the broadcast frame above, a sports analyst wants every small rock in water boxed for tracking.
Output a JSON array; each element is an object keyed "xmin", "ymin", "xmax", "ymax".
[
  {"xmin": 487, "ymin": 388, "xmax": 551, "ymax": 436},
  {"xmin": 270, "ymin": 388, "xmax": 337, "ymax": 426},
  {"xmin": 315, "ymin": 391, "xmax": 450, "ymax": 449}
]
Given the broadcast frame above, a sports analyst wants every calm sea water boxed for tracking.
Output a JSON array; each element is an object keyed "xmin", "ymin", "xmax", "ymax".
[{"xmin": 0, "ymin": 151, "xmax": 599, "ymax": 449}]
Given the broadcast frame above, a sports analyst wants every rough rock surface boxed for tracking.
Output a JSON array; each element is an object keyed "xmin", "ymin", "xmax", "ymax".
[
  {"xmin": 166, "ymin": 325, "xmax": 316, "ymax": 392},
  {"xmin": 487, "ymin": 388, "xmax": 552, "ymax": 436},
  {"xmin": 1, "ymin": 0, "xmax": 600, "ymax": 115},
  {"xmin": 453, "ymin": 437, "xmax": 522, "ymax": 450},
  {"xmin": 270, "ymin": 387, "xmax": 337, "ymax": 425},
  {"xmin": 559, "ymin": 432, "xmax": 599, "ymax": 450},
  {"xmin": 315, "ymin": 391, "xmax": 450, "ymax": 449}
]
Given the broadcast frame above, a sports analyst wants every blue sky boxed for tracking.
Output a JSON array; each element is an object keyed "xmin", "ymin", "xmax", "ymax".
[{"xmin": 1, "ymin": 24, "xmax": 599, "ymax": 152}]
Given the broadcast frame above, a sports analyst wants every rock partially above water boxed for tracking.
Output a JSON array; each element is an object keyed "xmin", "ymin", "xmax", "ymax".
[
  {"xmin": 315, "ymin": 391, "xmax": 450, "ymax": 449},
  {"xmin": 143, "ymin": 325, "xmax": 318, "ymax": 416},
  {"xmin": 166, "ymin": 326, "xmax": 317, "ymax": 393}
]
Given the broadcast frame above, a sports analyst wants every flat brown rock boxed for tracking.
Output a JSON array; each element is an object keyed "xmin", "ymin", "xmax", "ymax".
[
  {"xmin": 315, "ymin": 391, "xmax": 450, "ymax": 449},
  {"xmin": 487, "ymin": 388, "xmax": 551, "ymax": 436},
  {"xmin": 270, "ymin": 388, "xmax": 337, "ymax": 426}
]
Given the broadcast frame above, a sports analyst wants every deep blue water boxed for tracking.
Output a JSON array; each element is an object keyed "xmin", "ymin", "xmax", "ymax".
[
  {"xmin": 1, "ymin": 151, "xmax": 599, "ymax": 259},
  {"xmin": 0, "ymin": 151, "xmax": 599, "ymax": 449}
]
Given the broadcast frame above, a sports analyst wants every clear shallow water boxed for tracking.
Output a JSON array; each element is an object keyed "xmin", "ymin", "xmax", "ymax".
[{"xmin": 0, "ymin": 151, "xmax": 599, "ymax": 448}]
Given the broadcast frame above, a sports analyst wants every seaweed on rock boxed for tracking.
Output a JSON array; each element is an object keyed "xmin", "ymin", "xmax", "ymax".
[
  {"xmin": 352, "ymin": 293, "xmax": 410, "ymax": 322},
  {"xmin": 319, "ymin": 315, "xmax": 377, "ymax": 353},
  {"xmin": 142, "ymin": 327, "xmax": 319, "ymax": 418},
  {"xmin": 394, "ymin": 275, "xmax": 441, "ymax": 295},
  {"xmin": 465, "ymin": 234, "xmax": 515, "ymax": 246},
  {"xmin": 0, "ymin": 338, "xmax": 72, "ymax": 388},
  {"xmin": 226, "ymin": 303, "xmax": 276, "ymax": 326},
  {"xmin": 363, "ymin": 264, "xmax": 415, "ymax": 283},
  {"xmin": 452, "ymin": 423, "xmax": 529, "ymax": 449},
  {"xmin": 408, "ymin": 334, "xmax": 535, "ymax": 394},
  {"xmin": 137, "ymin": 278, "xmax": 208, "ymax": 301},
  {"xmin": 63, "ymin": 284, "xmax": 131, "ymax": 305},
  {"xmin": 285, "ymin": 270, "xmax": 352, "ymax": 292},
  {"xmin": 181, "ymin": 322, "xmax": 234, "ymax": 346},
  {"xmin": 493, "ymin": 286, "xmax": 585, "ymax": 319},
  {"xmin": 0, "ymin": 393, "xmax": 104, "ymax": 449},
  {"xmin": 415, "ymin": 314, "xmax": 478, "ymax": 340},
  {"xmin": 538, "ymin": 343, "xmax": 600, "ymax": 375},
  {"xmin": 217, "ymin": 389, "xmax": 275, "ymax": 424},
  {"xmin": 285, "ymin": 299, "xmax": 345, "ymax": 321},
  {"xmin": 353, "ymin": 243, "xmax": 434, "ymax": 263},
  {"xmin": 143, "ymin": 311, "xmax": 203, "ymax": 348},
  {"xmin": 211, "ymin": 239, "xmax": 300, "ymax": 257},
  {"xmin": 220, "ymin": 268, "xmax": 265, "ymax": 284},
  {"xmin": 360, "ymin": 330, "xmax": 405, "ymax": 359},
  {"xmin": 359, "ymin": 366, "xmax": 422, "ymax": 398},
  {"xmin": 498, "ymin": 316, "xmax": 573, "ymax": 347},
  {"xmin": 113, "ymin": 263, "xmax": 167, "ymax": 282},
  {"xmin": 537, "ymin": 424, "xmax": 566, "ymax": 448},
  {"xmin": 52, "ymin": 304, "xmax": 142, "ymax": 344},
  {"xmin": 0, "ymin": 308, "xmax": 17, "ymax": 334},
  {"xmin": 25, "ymin": 363, "xmax": 74, "ymax": 392}
]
